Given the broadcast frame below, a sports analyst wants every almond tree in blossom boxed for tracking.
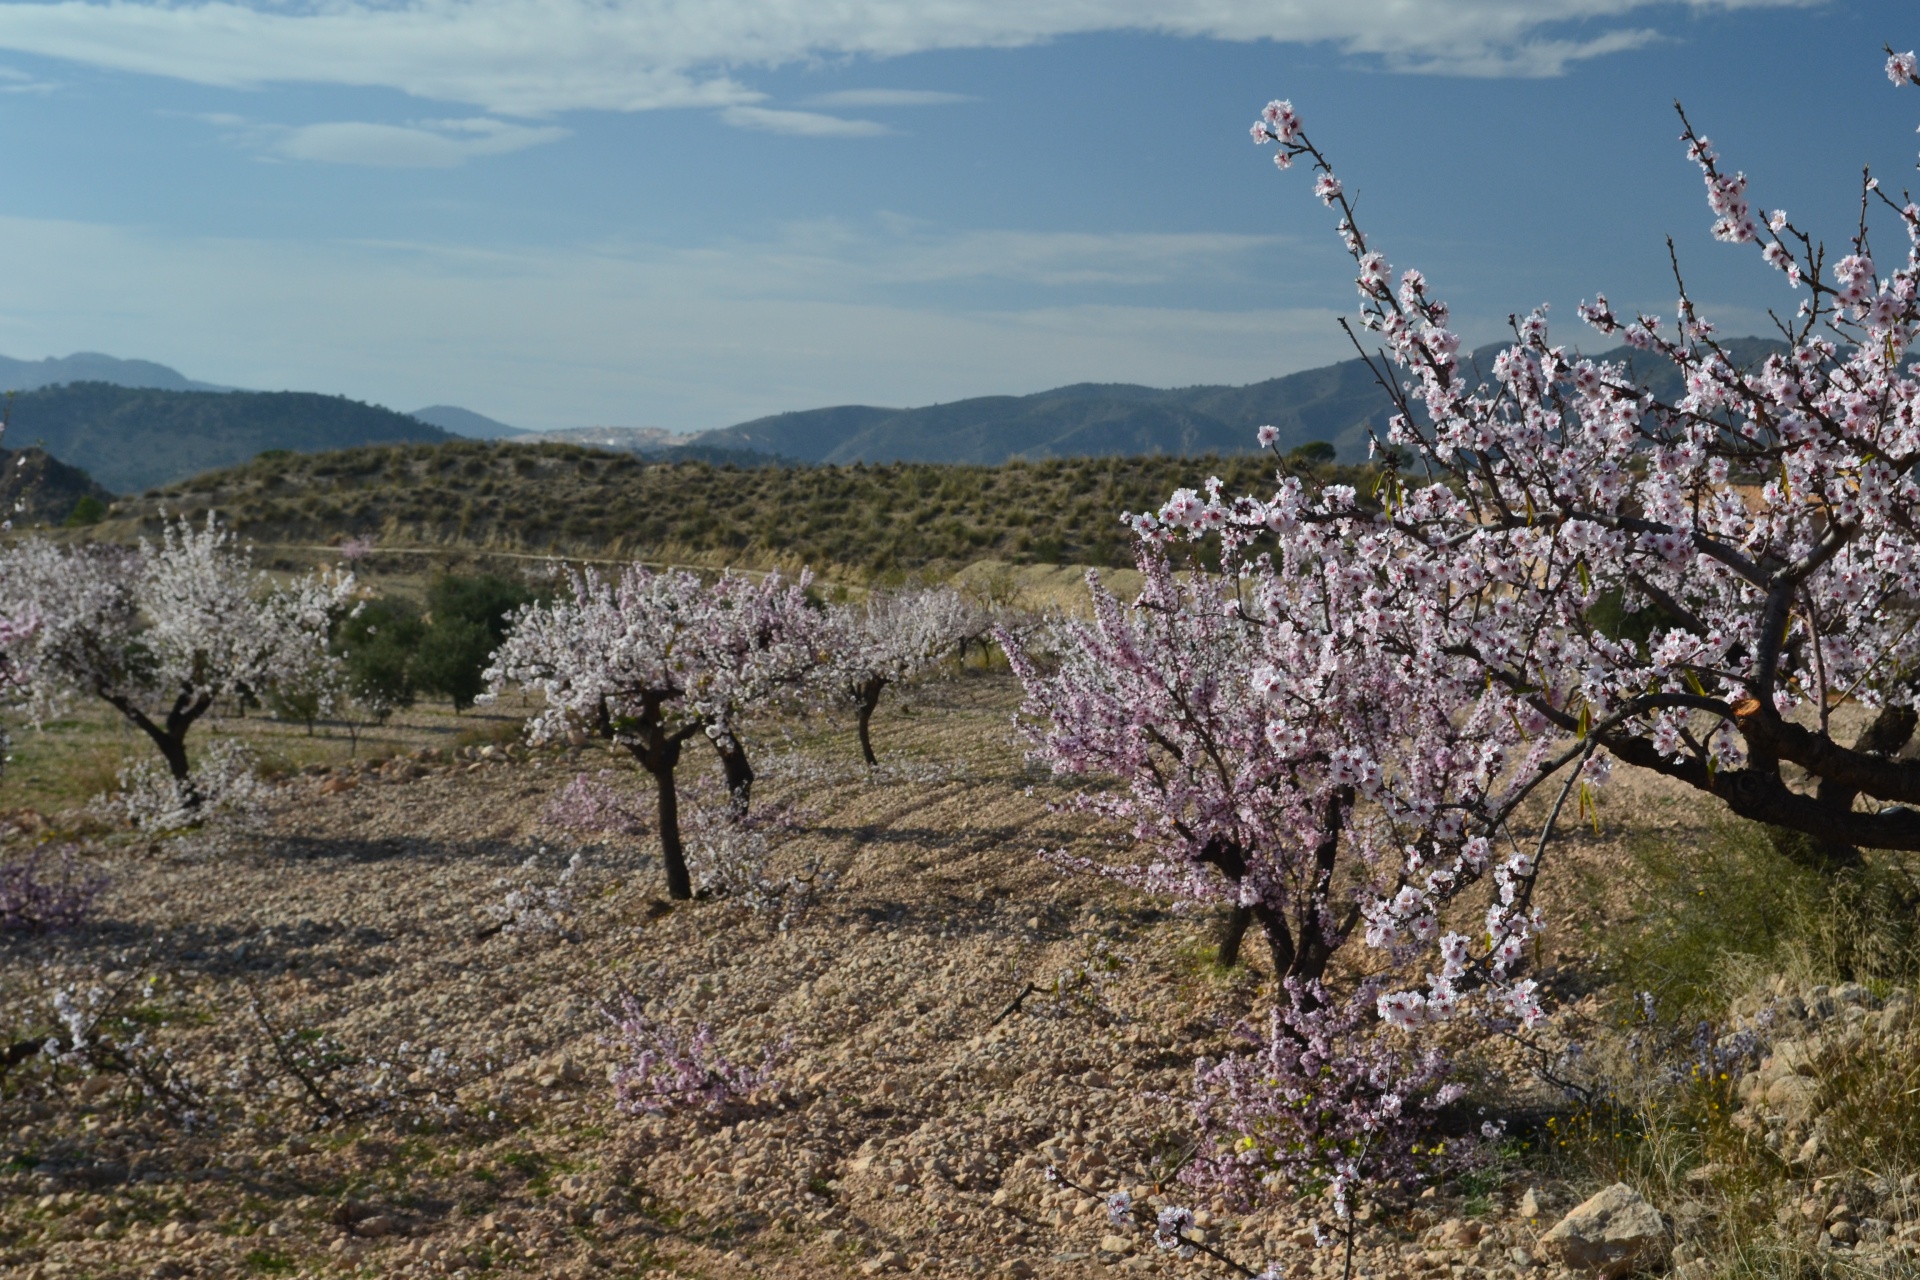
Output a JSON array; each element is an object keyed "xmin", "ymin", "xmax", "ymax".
[
  {"xmin": 0, "ymin": 515, "xmax": 347, "ymax": 808},
  {"xmin": 826, "ymin": 587, "xmax": 971, "ymax": 765},
  {"xmin": 1015, "ymin": 42, "xmax": 1920, "ymax": 1235},
  {"xmin": 486, "ymin": 564, "xmax": 820, "ymax": 900},
  {"xmin": 1230, "ymin": 71, "xmax": 1920, "ymax": 879}
]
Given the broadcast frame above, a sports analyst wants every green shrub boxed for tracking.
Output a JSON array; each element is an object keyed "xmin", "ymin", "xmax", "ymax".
[
  {"xmin": 62, "ymin": 494, "xmax": 107, "ymax": 527},
  {"xmin": 336, "ymin": 596, "xmax": 424, "ymax": 721},
  {"xmin": 412, "ymin": 617, "xmax": 493, "ymax": 712}
]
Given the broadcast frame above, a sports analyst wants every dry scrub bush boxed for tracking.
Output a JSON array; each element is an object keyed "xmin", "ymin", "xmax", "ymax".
[
  {"xmin": 1519, "ymin": 822, "xmax": 1920, "ymax": 1279},
  {"xmin": 0, "ymin": 846, "xmax": 104, "ymax": 935}
]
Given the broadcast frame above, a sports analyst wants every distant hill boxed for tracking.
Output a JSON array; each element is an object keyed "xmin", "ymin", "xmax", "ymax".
[
  {"xmin": 688, "ymin": 337, "xmax": 1792, "ymax": 465},
  {"xmin": 0, "ymin": 446, "xmax": 117, "ymax": 527},
  {"xmin": 6, "ymin": 383, "xmax": 451, "ymax": 494},
  {"xmin": 688, "ymin": 360, "xmax": 1389, "ymax": 464},
  {"xmin": 0, "ymin": 352, "xmax": 230, "ymax": 394},
  {"xmin": 411, "ymin": 404, "xmax": 525, "ymax": 440}
]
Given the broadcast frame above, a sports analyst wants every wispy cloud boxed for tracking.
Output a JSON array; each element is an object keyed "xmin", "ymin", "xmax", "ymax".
[
  {"xmin": 719, "ymin": 105, "xmax": 890, "ymax": 137},
  {"xmin": 205, "ymin": 114, "xmax": 568, "ymax": 166},
  {"xmin": 804, "ymin": 88, "xmax": 976, "ymax": 108},
  {"xmin": 0, "ymin": 63, "xmax": 56, "ymax": 93},
  {"xmin": 271, "ymin": 118, "xmax": 568, "ymax": 166},
  {"xmin": 0, "ymin": 1, "xmax": 1816, "ymax": 118}
]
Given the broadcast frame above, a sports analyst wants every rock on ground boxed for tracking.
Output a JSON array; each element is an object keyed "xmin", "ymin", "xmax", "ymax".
[{"xmin": 1536, "ymin": 1182, "xmax": 1666, "ymax": 1278}]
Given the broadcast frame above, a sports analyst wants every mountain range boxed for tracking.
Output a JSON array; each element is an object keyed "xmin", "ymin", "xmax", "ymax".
[
  {"xmin": 677, "ymin": 336, "xmax": 1790, "ymax": 465},
  {"xmin": 0, "ymin": 351, "xmax": 232, "ymax": 394},
  {"xmin": 409, "ymin": 404, "xmax": 525, "ymax": 440},
  {"xmin": 2, "ymin": 382, "xmax": 448, "ymax": 494},
  {"xmin": 0, "ymin": 338, "xmax": 1792, "ymax": 494}
]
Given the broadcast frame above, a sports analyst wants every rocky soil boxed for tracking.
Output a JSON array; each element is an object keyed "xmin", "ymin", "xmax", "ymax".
[{"xmin": 0, "ymin": 673, "xmax": 1917, "ymax": 1279}]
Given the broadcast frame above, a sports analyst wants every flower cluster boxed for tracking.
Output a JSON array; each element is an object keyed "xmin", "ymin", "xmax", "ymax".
[
  {"xmin": 678, "ymin": 776, "xmax": 831, "ymax": 926},
  {"xmin": 604, "ymin": 995, "xmax": 781, "ymax": 1115},
  {"xmin": 483, "ymin": 848, "xmax": 585, "ymax": 940},
  {"xmin": 38, "ymin": 980, "xmax": 214, "ymax": 1124},
  {"xmin": 241, "ymin": 999, "xmax": 470, "ymax": 1128},
  {"xmin": 105, "ymin": 736, "xmax": 270, "ymax": 834},
  {"xmin": 1184, "ymin": 980, "xmax": 1465, "ymax": 1210},
  {"xmin": 1006, "ymin": 532, "xmax": 1559, "ymax": 1033},
  {"xmin": 544, "ymin": 770, "xmax": 651, "ymax": 838},
  {"xmin": 0, "ymin": 846, "xmax": 104, "ymax": 935}
]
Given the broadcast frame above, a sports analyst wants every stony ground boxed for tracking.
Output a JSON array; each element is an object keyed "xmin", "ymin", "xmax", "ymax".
[{"xmin": 1, "ymin": 672, "xmax": 1918, "ymax": 1280}]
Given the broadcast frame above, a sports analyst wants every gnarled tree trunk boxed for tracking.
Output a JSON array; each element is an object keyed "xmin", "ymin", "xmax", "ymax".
[
  {"xmin": 108, "ymin": 688, "xmax": 213, "ymax": 809},
  {"xmin": 1766, "ymin": 703, "xmax": 1919, "ymax": 875},
  {"xmin": 854, "ymin": 675, "xmax": 888, "ymax": 767},
  {"xmin": 711, "ymin": 730, "xmax": 755, "ymax": 809}
]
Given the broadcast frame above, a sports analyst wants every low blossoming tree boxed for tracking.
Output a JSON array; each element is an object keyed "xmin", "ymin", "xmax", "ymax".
[
  {"xmin": 487, "ymin": 563, "xmax": 821, "ymax": 900},
  {"xmin": 0, "ymin": 515, "xmax": 348, "ymax": 810},
  {"xmin": 826, "ymin": 586, "xmax": 972, "ymax": 765}
]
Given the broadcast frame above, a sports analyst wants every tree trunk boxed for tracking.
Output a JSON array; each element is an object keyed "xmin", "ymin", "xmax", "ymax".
[
  {"xmin": 152, "ymin": 730, "xmax": 193, "ymax": 787},
  {"xmin": 1215, "ymin": 904, "xmax": 1253, "ymax": 968},
  {"xmin": 636, "ymin": 742, "xmax": 692, "ymax": 901},
  {"xmin": 110, "ymin": 692, "xmax": 207, "ymax": 809},
  {"xmin": 1769, "ymin": 703, "xmax": 1919, "ymax": 874},
  {"xmin": 855, "ymin": 677, "xmax": 887, "ymax": 767},
  {"xmin": 712, "ymin": 730, "xmax": 754, "ymax": 809}
]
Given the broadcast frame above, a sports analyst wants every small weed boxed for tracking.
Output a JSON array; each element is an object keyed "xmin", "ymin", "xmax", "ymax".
[
  {"xmin": 244, "ymin": 1247, "xmax": 296, "ymax": 1274},
  {"xmin": 1456, "ymin": 1138, "xmax": 1529, "ymax": 1217}
]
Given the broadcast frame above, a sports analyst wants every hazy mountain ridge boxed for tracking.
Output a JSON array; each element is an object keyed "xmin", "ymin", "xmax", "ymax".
[
  {"xmin": 683, "ymin": 336, "xmax": 1791, "ymax": 465},
  {"xmin": 2, "ymin": 336, "xmax": 1793, "ymax": 492},
  {"xmin": 0, "ymin": 351, "xmax": 231, "ymax": 394},
  {"xmin": 410, "ymin": 404, "xmax": 524, "ymax": 440},
  {"xmin": 7, "ymin": 383, "xmax": 450, "ymax": 494}
]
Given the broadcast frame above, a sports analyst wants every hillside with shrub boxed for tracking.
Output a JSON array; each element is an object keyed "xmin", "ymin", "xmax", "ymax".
[
  {"xmin": 105, "ymin": 439, "xmax": 1369, "ymax": 575},
  {"xmin": 0, "ymin": 447, "xmax": 116, "ymax": 528}
]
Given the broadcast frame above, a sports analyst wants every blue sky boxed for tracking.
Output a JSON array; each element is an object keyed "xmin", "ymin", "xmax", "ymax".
[{"xmin": 0, "ymin": 0, "xmax": 1910, "ymax": 432}]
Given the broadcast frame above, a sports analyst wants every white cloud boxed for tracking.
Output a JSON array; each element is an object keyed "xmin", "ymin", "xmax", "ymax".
[
  {"xmin": 805, "ymin": 88, "xmax": 976, "ymax": 107},
  {"xmin": 0, "ymin": 1, "xmax": 1814, "ymax": 117},
  {"xmin": 719, "ymin": 106, "xmax": 890, "ymax": 137},
  {"xmin": 756, "ymin": 217, "xmax": 1292, "ymax": 288},
  {"xmin": 0, "ymin": 63, "xmax": 56, "ymax": 93},
  {"xmin": 197, "ymin": 113, "xmax": 568, "ymax": 165},
  {"xmin": 270, "ymin": 118, "xmax": 568, "ymax": 166},
  {"xmin": 0, "ymin": 212, "xmax": 1356, "ymax": 432}
]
